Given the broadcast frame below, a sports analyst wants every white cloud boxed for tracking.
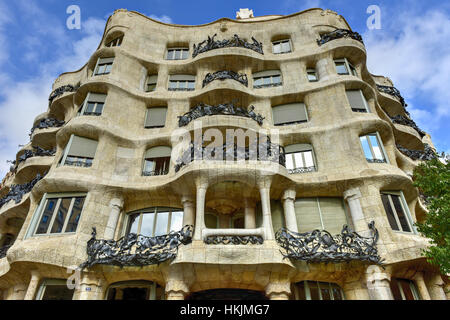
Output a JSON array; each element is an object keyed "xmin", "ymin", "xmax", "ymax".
[
  {"xmin": 282, "ymin": 0, "xmax": 322, "ymax": 13},
  {"xmin": 147, "ymin": 14, "xmax": 173, "ymax": 24}
]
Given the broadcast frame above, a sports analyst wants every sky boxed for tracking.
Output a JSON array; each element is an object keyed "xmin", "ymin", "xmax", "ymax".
[{"xmin": 0, "ymin": 0, "xmax": 449, "ymax": 179}]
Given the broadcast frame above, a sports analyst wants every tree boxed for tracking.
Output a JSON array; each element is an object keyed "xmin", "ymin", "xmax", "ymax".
[{"xmin": 413, "ymin": 156, "xmax": 450, "ymax": 275}]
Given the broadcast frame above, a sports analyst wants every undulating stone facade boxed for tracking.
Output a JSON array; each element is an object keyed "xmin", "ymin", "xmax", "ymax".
[{"xmin": 0, "ymin": 8, "xmax": 447, "ymax": 300}]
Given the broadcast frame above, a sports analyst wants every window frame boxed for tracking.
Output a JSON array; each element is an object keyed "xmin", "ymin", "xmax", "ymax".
[
  {"xmin": 306, "ymin": 69, "xmax": 318, "ymax": 82},
  {"xmin": 124, "ymin": 207, "xmax": 184, "ymax": 238},
  {"xmin": 105, "ymin": 281, "xmax": 164, "ymax": 300},
  {"xmin": 359, "ymin": 132, "xmax": 389, "ymax": 164},
  {"xmin": 93, "ymin": 57, "xmax": 114, "ymax": 76},
  {"xmin": 253, "ymin": 70, "xmax": 283, "ymax": 89},
  {"xmin": 381, "ymin": 191, "xmax": 416, "ymax": 234},
  {"xmin": 77, "ymin": 92, "xmax": 107, "ymax": 117},
  {"xmin": 285, "ymin": 145, "xmax": 317, "ymax": 173},
  {"xmin": 168, "ymin": 75, "xmax": 196, "ymax": 91},
  {"xmin": 272, "ymin": 102, "xmax": 308, "ymax": 126},
  {"xmin": 144, "ymin": 107, "xmax": 167, "ymax": 129},
  {"xmin": 334, "ymin": 58, "xmax": 358, "ymax": 76},
  {"xmin": 145, "ymin": 75, "xmax": 158, "ymax": 92},
  {"xmin": 391, "ymin": 278, "xmax": 421, "ymax": 300},
  {"xmin": 58, "ymin": 134, "xmax": 98, "ymax": 168},
  {"xmin": 166, "ymin": 47, "xmax": 189, "ymax": 60},
  {"xmin": 35, "ymin": 279, "xmax": 75, "ymax": 300},
  {"xmin": 272, "ymin": 39, "xmax": 292, "ymax": 54},
  {"xmin": 106, "ymin": 35, "xmax": 123, "ymax": 47},
  {"xmin": 294, "ymin": 281, "xmax": 345, "ymax": 300},
  {"xmin": 346, "ymin": 89, "xmax": 370, "ymax": 113}
]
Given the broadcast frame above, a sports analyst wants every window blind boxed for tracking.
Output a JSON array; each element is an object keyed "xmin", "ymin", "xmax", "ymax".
[
  {"xmin": 272, "ymin": 103, "xmax": 307, "ymax": 125},
  {"xmin": 145, "ymin": 107, "xmax": 167, "ymax": 128}
]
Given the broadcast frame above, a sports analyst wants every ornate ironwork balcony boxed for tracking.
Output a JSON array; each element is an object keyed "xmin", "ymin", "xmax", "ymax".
[
  {"xmin": 202, "ymin": 71, "xmax": 248, "ymax": 88},
  {"xmin": 204, "ymin": 235, "xmax": 264, "ymax": 245},
  {"xmin": 317, "ymin": 29, "xmax": 364, "ymax": 46},
  {"xmin": 80, "ymin": 225, "xmax": 194, "ymax": 269},
  {"xmin": 0, "ymin": 244, "xmax": 12, "ymax": 259},
  {"xmin": 48, "ymin": 83, "xmax": 80, "ymax": 106},
  {"xmin": 0, "ymin": 173, "xmax": 45, "ymax": 209},
  {"xmin": 174, "ymin": 140, "xmax": 286, "ymax": 173},
  {"xmin": 275, "ymin": 221, "xmax": 383, "ymax": 264},
  {"xmin": 390, "ymin": 115, "xmax": 425, "ymax": 137},
  {"xmin": 192, "ymin": 34, "xmax": 264, "ymax": 58},
  {"xmin": 29, "ymin": 118, "xmax": 65, "ymax": 136},
  {"xmin": 376, "ymin": 84, "xmax": 407, "ymax": 108},
  {"xmin": 288, "ymin": 166, "xmax": 316, "ymax": 174},
  {"xmin": 177, "ymin": 102, "xmax": 265, "ymax": 127},
  {"xmin": 367, "ymin": 158, "xmax": 387, "ymax": 164},
  {"xmin": 10, "ymin": 146, "xmax": 56, "ymax": 167},
  {"xmin": 397, "ymin": 143, "xmax": 437, "ymax": 161}
]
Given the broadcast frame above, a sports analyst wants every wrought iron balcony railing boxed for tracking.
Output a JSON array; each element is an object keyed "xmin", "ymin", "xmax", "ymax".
[
  {"xmin": 390, "ymin": 115, "xmax": 425, "ymax": 137},
  {"xmin": 177, "ymin": 102, "xmax": 265, "ymax": 127},
  {"xmin": 253, "ymin": 82, "xmax": 282, "ymax": 89},
  {"xmin": 275, "ymin": 221, "xmax": 383, "ymax": 264},
  {"xmin": 79, "ymin": 225, "xmax": 193, "ymax": 269},
  {"xmin": 397, "ymin": 143, "xmax": 437, "ymax": 161},
  {"xmin": 376, "ymin": 84, "xmax": 407, "ymax": 108},
  {"xmin": 174, "ymin": 141, "xmax": 286, "ymax": 173},
  {"xmin": 192, "ymin": 34, "xmax": 264, "ymax": 58},
  {"xmin": 317, "ymin": 29, "xmax": 364, "ymax": 46},
  {"xmin": 10, "ymin": 146, "xmax": 56, "ymax": 167},
  {"xmin": 288, "ymin": 166, "xmax": 316, "ymax": 174},
  {"xmin": 202, "ymin": 71, "xmax": 248, "ymax": 88},
  {"xmin": 48, "ymin": 83, "xmax": 80, "ymax": 106},
  {"xmin": 0, "ymin": 173, "xmax": 45, "ymax": 209},
  {"xmin": 204, "ymin": 235, "xmax": 264, "ymax": 245},
  {"xmin": 29, "ymin": 118, "xmax": 65, "ymax": 137},
  {"xmin": 367, "ymin": 158, "xmax": 387, "ymax": 164}
]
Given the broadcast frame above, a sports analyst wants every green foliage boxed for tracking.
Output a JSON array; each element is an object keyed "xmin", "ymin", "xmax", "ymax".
[{"xmin": 413, "ymin": 157, "xmax": 450, "ymax": 275}]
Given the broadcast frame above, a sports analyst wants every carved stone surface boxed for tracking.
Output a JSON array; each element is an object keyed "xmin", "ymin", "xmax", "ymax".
[
  {"xmin": 193, "ymin": 34, "xmax": 263, "ymax": 58},
  {"xmin": 202, "ymin": 71, "xmax": 248, "ymax": 88},
  {"xmin": 390, "ymin": 115, "xmax": 425, "ymax": 137},
  {"xmin": 0, "ymin": 244, "xmax": 12, "ymax": 259},
  {"xmin": 317, "ymin": 29, "xmax": 364, "ymax": 46},
  {"xmin": 397, "ymin": 143, "xmax": 437, "ymax": 161},
  {"xmin": 174, "ymin": 140, "xmax": 286, "ymax": 173},
  {"xmin": 204, "ymin": 235, "xmax": 264, "ymax": 245},
  {"xmin": 275, "ymin": 221, "xmax": 383, "ymax": 264},
  {"xmin": 177, "ymin": 102, "xmax": 265, "ymax": 127},
  {"xmin": 0, "ymin": 173, "xmax": 45, "ymax": 209},
  {"xmin": 79, "ymin": 225, "xmax": 193, "ymax": 269},
  {"xmin": 29, "ymin": 118, "xmax": 65, "ymax": 136},
  {"xmin": 376, "ymin": 84, "xmax": 407, "ymax": 108},
  {"xmin": 288, "ymin": 166, "xmax": 316, "ymax": 174},
  {"xmin": 48, "ymin": 83, "xmax": 80, "ymax": 106}
]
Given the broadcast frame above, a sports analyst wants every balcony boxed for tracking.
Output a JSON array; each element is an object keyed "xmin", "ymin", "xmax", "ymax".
[
  {"xmin": 317, "ymin": 29, "xmax": 364, "ymax": 46},
  {"xmin": 376, "ymin": 84, "xmax": 407, "ymax": 108},
  {"xmin": 0, "ymin": 173, "xmax": 45, "ymax": 210},
  {"xmin": 397, "ymin": 143, "xmax": 437, "ymax": 161},
  {"xmin": 192, "ymin": 34, "xmax": 264, "ymax": 58},
  {"xmin": 29, "ymin": 118, "xmax": 65, "ymax": 137},
  {"xmin": 48, "ymin": 83, "xmax": 80, "ymax": 106},
  {"xmin": 202, "ymin": 71, "xmax": 248, "ymax": 88}
]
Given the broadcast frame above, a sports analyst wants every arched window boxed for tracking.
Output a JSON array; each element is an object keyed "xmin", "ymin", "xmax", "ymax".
[
  {"xmin": 125, "ymin": 207, "xmax": 184, "ymax": 237},
  {"xmin": 143, "ymin": 146, "xmax": 171, "ymax": 176}
]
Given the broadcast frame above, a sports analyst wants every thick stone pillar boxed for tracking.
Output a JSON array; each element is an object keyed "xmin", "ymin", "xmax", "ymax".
[
  {"xmin": 365, "ymin": 265, "xmax": 393, "ymax": 300},
  {"xmin": 343, "ymin": 279, "xmax": 370, "ymax": 300},
  {"xmin": 181, "ymin": 196, "xmax": 195, "ymax": 227},
  {"xmin": 265, "ymin": 282, "xmax": 291, "ymax": 300},
  {"xmin": 343, "ymin": 188, "xmax": 367, "ymax": 233},
  {"xmin": 316, "ymin": 56, "xmax": 332, "ymax": 81},
  {"xmin": 165, "ymin": 265, "xmax": 190, "ymax": 300},
  {"xmin": 24, "ymin": 270, "xmax": 41, "ymax": 300},
  {"xmin": 258, "ymin": 179, "xmax": 274, "ymax": 240},
  {"xmin": 244, "ymin": 199, "xmax": 256, "ymax": 229},
  {"xmin": 104, "ymin": 197, "xmax": 124, "ymax": 239},
  {"xmin": 76, "ymin": 273, "xmax": 104, "ymax": 300},
  {"xmin": 281, "ymin": 189, "xmax": 298, "ymax": 233},
  {"xmin": 413, "ymin": 272, "xmax": 430, "ymax": 300},
  {"xmin": 194, "ymin": 182, "xmax": 208, "ymax": 241},
  {"xmin": 426, "ymin": 274, "xmax": 447, "ymax": 300}
]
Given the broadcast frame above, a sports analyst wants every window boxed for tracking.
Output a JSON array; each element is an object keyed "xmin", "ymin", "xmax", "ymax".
[
  {"xmin": 33, "ymin": 194, "xmax": 86, "ymax": 235},
  {"xmin": 106, "ymin": 36, "xmax": 123, "ymax": 47},
  {"xmin": 272, "ymin": 39, "xmax": 292, "ymax": 54},
  {"xmin": 126, "ymin": 207, "xmax": 184, "ymax": 237},
  {"xmin": 285, "ymin": 144, "xmax": 316, "ymax": 173},
  {"xmin": 36, "ymin": 279, "xmax": 75, "ymax": 300},
  {"xmin": 381, "ymin": 192, "xmax": 415, "ymax": 233},
  {"xmin": 77, "ymin": 93, "xmax": 106, "ymax": 116},
  {"xmin": 294, "ymin": 281, "xmax": 344, "ymax": 300},
  {"xmin": 272, "ymin": 103, "xmax": 308, "ymax": 126},
  {"xmin": 94, "ymin": 57, "xmax": 114, "ymax": 76},
  {"xmin": 205, "ymin": 213, "xmax": 219, "ymax": 229},
  {"xmin": 334, "ymin": 58, "xmax": 357, "ymax": 76},
  {"xmin": 360, "ymin": 133, "xmax": 387, "ymax": 163},
  {"xmin": 294, "ymin": 198, "xmax": 348, "ymax": 234},
  {"xmin": 390, "ymin": 278, "xmax": 420, "ymax": 300},
  {"xmin": 166, "ymin": 48, "xmax": 189, "ymax": 60},
  {"xmin": 143, "ymin": 146, "xmax": 171, "ymax": 176},
  {"xmin": 145, "ymin": 107, "xmax": 167, "ymax": 128},
  {"xmin": 146, "ymin": 75, "xmax": 158, "ymax": 92},
  {"xmin": 106, "ymin": 281, "xmax": 164, "ymax": 300},
  {"xmin": 59, "ymin": 135, "xmax": 98, "ymax": 168},
  {"xmin": 168, "ymin": 75, "xmax": 195, "ymax": 91},
  {"xmin": 346, "ymin": 90, "xmax": 369, "ymax": 113},
  {"xmin": 204, "ymin": 212, "xmax": 244, "ymax": 229},
  {"xmin": 307, "ymin": 69, "xmax": 318, "ymax": 82},
  {"xmin": 253, "ymin": 70, "xmax": 282, "ymax": 88}
]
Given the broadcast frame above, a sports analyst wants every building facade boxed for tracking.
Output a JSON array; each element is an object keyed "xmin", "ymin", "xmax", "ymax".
[{"xmin": 0, "ymin": 8, "xmax": 447, "ymax": 300}]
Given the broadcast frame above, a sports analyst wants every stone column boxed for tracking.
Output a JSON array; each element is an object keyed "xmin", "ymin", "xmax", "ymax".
[
  {"xmin": 24, "ymin": 270, "xmax": 41, "ymax": 300},
  {"xmin": 426, "ymin": 274, "xmax": 447, "ymax": 300},
  {"xmin": 265, "ymin": 282, "xmax": 291, "ymax": 300},
  {"xmin": 104, "ymin": 197, "xmax": 124, "ymax": 239},
  {"xmin": 365, "ymin": 265, "xmax": 393, "ymax": 300},
  {"xmin": 6, "ymin": 283, "xmax": 27, "ymax": 300},
  {"xmin": 413, "ymin": 272, "xmax": 430, "ymax": 300},
  {"xmin": 343, "ymin": 279, "xmax": 370, "ymax": 300},
  {"xmin": 165, "ymin": 265, "xmax": 190, "ymax": 300},
  {"xmin": 343, "ymin": 188, "xmax": 367, "ymax": 234},
  {"xmin": 194, "ymin": 182, "xmax": 208, "ymax": 241},
  {"xmin": 77, "ymin": 273, "xmax": 104, "ymax": 300},
  {"xmin": 258, "ymin": 179, "xmax": 274, "ymax": 240},
  {"xmin": 181, "ymin": 196, "xmax": 195, "ymax": 227},
  {"xmin": 281, "ymin": 189, "xmax": 298, "ymax": 233},
  {"xmin": 316, "ymin": 56, "xmax": 332, "ymax": 81},
  {"xmin": 244, "ymin": 199, "xmax": 256, "ymax": 229}
]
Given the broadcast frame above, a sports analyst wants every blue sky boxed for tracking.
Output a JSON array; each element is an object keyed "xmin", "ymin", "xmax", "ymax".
[{"xmin": 0, "ymin": 0, "xmax": 449, "ymax": 178}]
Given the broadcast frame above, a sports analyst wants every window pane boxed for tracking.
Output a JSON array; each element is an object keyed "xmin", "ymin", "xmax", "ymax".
[
  {"xmin": 296, "ymin": 282, "xmax": 307, "ymax": 300},
  {"xmin": 381, "ymin": 194, "xmax": 400, "ymax": 231},
  {"xmin": 233, "ymin": 217, "xmax": 245, "ymax": 229},
  {"xmin": 254, "ymin": 78, "xmax": 263, "ymax": 86},
  {"xmin": 168, "ymin": 81, "xmax": 177, "ymax": 89},
  {"xmin": 294, "ymin": 153, "xmax": 304, "ymax": 168},
  {"xmin": 390, "ymin": 278, "xmax": 403, "ymax": 300},
  {"xmin": 36, "ymin": 199, "xmax": 57, "ymax": 234},
  {"xmin": 65, "ymin": 197, "xmax": 85, "ymax": 233},
  {"xmin": 170, "ymin": 211, "xmax": 184, "ymax": 232},
  {"xmin": 308, "ymin": 282, "xmax": 321, "ymax": 300},
  {"xmin": 399, "ymin": 279, "xmax": 417, "ymax": 300},
  {"xmin": 205, "ymin": 213, "xmax": 217, "ymax": 228},
  {"xmin": 391, "ymin": 195, "xmax": 411, "ymax": 232},
  {"xmin": 140, "ymin": 212, "xmax": 155, "ymax": 236},
  {"xmin": 307, "ymin": 72, "xmax": 317, "ymax": 81},
  {"xmin": 144, "ymin": 160, "xmax": 155, "ymax": 174},
  {"xmin": 295, "ymin": 198, "xmax": 322, "ymax": 232},
  {"xmin": 303, "ymin": 151, "xmax": 314, "ymax": 167},
  {"xmin": 331, "ymin": 285, "xmax": 343, "ymax": 300},
  {"xmin": 105, "ymin": 64, "xmax": 112, "ymax": 74},
  {"xmin": 187, "ymin": 81, "xmax": 195, "ymax": 90},
  {"xmin": 167, "ymin": 50, "xmax": 174, "ymax": 60},
  {"xmin": 96, "ymin": 65, "xmax": 105, "ymax": 75},
  {"xmin": 154, "ymin": 211, "xmax": 169, "ymax": 236},
  {"xmin": 369, "ymin": 135, "xmax": 384, "ymax": 160},
  {"xmin": 178, "ymin": 81, "xmax": 187, "ymax": 89},
  {"xmin": 182, "ymin": 50, "xmax": 189, "ymax": 59},
  {"xmin": 86, "ymin": 102, "xmax": 95, "ymax": 113},
  {"xmin": 335, "ymin": 62, "xmax": 348, "ymax": 74},
  {"xmin": 127, "ymin": 213, "xmax": 140, "ymax": 234},
  {"xmin": 95, "ymin": 103, "xmax": 104, "ymax": 114},
  {"xmin": 273, "ymin": 43, "xmax": 281, "ymax": 54},
  {"xmin": 319, "ymin": 283, "xmax": 331, "ymax": 300},
  {"xmin": 285, "ymin": 154, "xmax": 295, "ymax": 170},
  {"xmin": 41, "ymin": 285, "xmax": 74, "ymax": 300},
  {"xmin": 50, "ymin": 198, "xmax": 72, "ymax": 233},
  {"xmin": 272, "ymin": 75, "xmax": 281, "ymax": 84},
  {"xmin": 360, "ymin": 136, "xmax": 373, "ymax": 160},
  {"xmin": 282, "ymin": 41, "xmax": 291, "ymax": 52},
  {"xmin": 174, "ymin": 50, "xmax": 181, "ymax": 60}
]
